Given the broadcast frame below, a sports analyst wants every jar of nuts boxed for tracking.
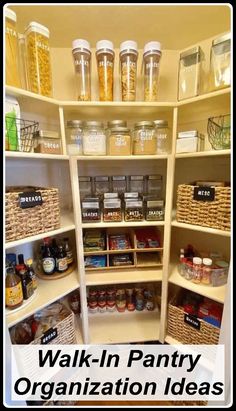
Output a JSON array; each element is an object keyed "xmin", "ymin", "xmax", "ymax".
[
  {"xmin": 143, "ymin": 41, "xmax": 162, "ymax": 102},
  {"xmin": 96, "ymin": 40, "xmax": 115, "ymax": 101},
  {"xmin": 25, "ymin": 22, "xmax": 53, "ymax": 97},
  {"xmin": 125, "ymin": 199, "xmax": 144, "ymax": 222},
  {"xmin": 103, "ymin": 198, "xmax": 122, "ymax": 222},
  {"xmin": 119, "ymin": 40, "xmax": 138, "ymax": 101}
]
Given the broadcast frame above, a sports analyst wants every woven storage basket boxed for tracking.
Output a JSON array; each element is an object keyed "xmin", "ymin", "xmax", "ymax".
[
  {"xmin": 5, "ymin": 186, "xmax": 60, "ymax": 242},
  {"xmin": 167, "ymin": 294, "xmax": 220, "ymax": 345},
  {"xmin": 176, "ymin": 184, "xmax": 230, "ymax": 231}
]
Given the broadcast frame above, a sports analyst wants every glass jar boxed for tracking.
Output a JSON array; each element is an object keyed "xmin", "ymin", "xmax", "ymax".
[
  {"xmin": 120, "ymin": 40, "xmax": 138, "ymax": 101},
  {"xmin": 108, "ymin": 127, "xmax": 131, "ymax": 156},
  {"xmin": 107, "ymin": 120, "xmax": 127, "ymax": 129},
  {"xmin": 116, "ymin": 289, "xmax": 126, "ymax": 313},
  {"xmin": 72, "ymin": 39, "xmax": 91, "ymax": 101},
  {"xmin": 192, "ymin": 257, "xmax": 202, "ymax": 284},
  {"xmin": 88, "ymin": 289, "xmax": 98, "ymax": 313},
  {"xmin": 146, "ymin": 175, "xmax": 163, "ymax": 197},
  {"xmin": 79, "ymin": 176, "xmax": 92, "ymax": 199},
  {"xmin": 201, "ymin": 258, "xmax": 212, "ymax": 285},
  {"xmin": 18, "ymin": 34, "xmax": 29, "ymax": 90},
  {"xmin": 25, "ymin": 22, "xmax": 53, "ymax": 97},
  {"xmin": 103, "ymin": 199, "xmax": 122, "ymax": 222},
  {"xmin": 5, "ymin": 8, "xmax": 21, "ymax": 88},
  {"xmin": 34, "ymin": 130, "xmax": 62, "ymax": 154},
  {"xmin": 154, "ymin": 120, "xmax": 171, "ymax": 154},
  {"xmin": 96, "ymin": 40, "xmax": 115, "ymax": 101},
  {"xmin": 143, "ymin": 41, "xmax": 162, "ymax": 101},
  {"xmin": 125, "ymin": 200, "xmax": 144, "ymax": 222},
  {"xmin": 83, "ymin": 121, "xmax": 106, "ymax": 155},
  {"xmin": 106, "ymin": 288, "xmax": 116, "ymax": 312},
  {"xmin": 133, "ymin": 121, "xmax": 156, "ymax": 155},
  {"xmin": 81, "ymin": 199, "xmax": 101, "ymax": 223},
  {"xmin": 178, "ymin": 46, "xmax": 202, "ymax": 101},
  {"xmin": 111, "ymin": 176, "xmax": 127, "ymax": 195},
  {"xmin": 66, "ymin": 120, "xmax": 84, "ymax": 155},
  {"xmin": 98, "ymin": 289, "xmax": 107, "ymax": 313},
  {"xmin": 145, "ymin": 199, "xmax": 165, "ymax": 221},
  {"xmin": 210, "ymin": 33, "xmax": 231, "ymax": 91},
  {"xmin": 94, "ymin": 176, "xmax": 110, "ymax": 197},
  {"xmin": 128, "ymin": 175, "xmax": 144, "ymax": 194}
]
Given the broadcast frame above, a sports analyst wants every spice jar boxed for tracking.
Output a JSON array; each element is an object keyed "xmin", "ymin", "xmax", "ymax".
[
  {"xmin": 145, "ymin": 199, "xmax": 165, "ymax": 221},
  {"xmin": 108, "ymin": 127, "xmax": 131, "ymax": 156},
  {"xmin": 154, "ymin": 120, "xmax": 171, "ymax": 154},
  {"xmin": 143, "ymin": 41, "xmax": 162, "ymax": 101},
  {"xmin": 34, "ymin": 130, "xmax": 62, "ymax": 154},
  {"xmin": 210, "ymin": 33, "xmax": 231, "ymax": 91},
  {"xmin": 120, "ymin": 40, "xmax": 138, "ymax": 101},
  {"xmin": 133, "ymin": 121, "xmax": 156, "ymax": 155},
  {"xmin": 125, "ymin": 200, "xmax": 144, "ymax": 222},
  {"xmin": 178, "ymin": 46, "xmax": 202, "ymax": 101},
  {"xmin": 25, "ymin": 22, "xmax": 53, "ymax": 97},
  {"xmin": 112, "ymin": 176, "xmax": 127, "ymax": 195},
  {"xmin": 96, "ymin": 40, "xmax": 115, "ymax": 101},
  {"xmin": 81, "ymin": 199, "xmax": 101, "ymax": 223},
  {"xmin": 83, "ymin": 121, "xmax": 106, "ymax": 156},
  {"xmin": 5, "ymin": 8, "xmax": 21, "ymax": 88},
  {"xmin": 79, "ymin": 177, "xmax": 92, "ymax": 199},
  {"xmin": 201, "ymin": 258, "xmax": 212, "ymax": 285},
  {"xmin": 66, "ymin": 120, "xmax": 84, "ymax": 155},
  {"xmin": 192, "ymin": 257, "xmax": 202, "ymax": 284},
  {"xmin": 72, "ymin": 39, "xmax": 91, "ymax": 101},
  {"xmin": 94, "ymin": 176, "xmax": 110, "ymax": 197},
  {"xmin": 116, "ymin": 289, "xmax": 126, "ymax": 312},
  {"xmin": 129, "ymin": 175, "xmax": 144, "ymax": 194},
  {"xmin": 18, "ymin": 34, "xmax": 29, "ymax": 90},
  {"xmin": 146, "ymin": 175, "xmax": 163, "ymax": 197},
  {"xmin": 103, "ymin": 199, "xmax": 122, "ymax": 222}
]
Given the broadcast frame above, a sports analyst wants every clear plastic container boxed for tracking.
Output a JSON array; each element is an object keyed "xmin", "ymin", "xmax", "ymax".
[
  {"xmin": 66, "ymin": 120, "xmax": 84, "ymax": 155},
  {"xmin": 79, "ymin": 177, "xmax": 92, "ymax": 199},
  {"xmin": 34, "ymin": 130, "xmax": 62, "ymax": 154},
  {"xmin": 83, "ymin": 121, "xmax": 106, "ymax": 155},
  {"xmin": 120, "ymin": 40, "xmax": 138, "ymax": 101},
  {"xmin": 154, "ymin": 120, "xmax": 171, "ymax": 154},
  {"xmin": 146, "ymin": 175, "xmax": 163, "ymax": 198},
  {"xmin": 5, "ymin": 8, "xmax": 21, "ymax": 87},
  {"xmin": 25, "ymin": 22, "xmax": 52, "ymax": 97},
  {"xmin": 94, "ymin": 176, "xmax": 110, "ymax": 197},
  {"xmin": 111, "ymin": 176, "xmax": 127, "ymax": 194},
  {"xmin": 129, "ymin": 175, "xmax": 144, "ymax": 194},
  {"xmin": 133, "ymin": 121, "xmax": 156, "ymax": 155},
  {"xmin": 145, "ymin": 199, "xmax": 165, "ymax": 221},
  {"xmin": 192, "ymin": 257, "xmax": 202, "ymax": 284},
  {"xmin": 72, "ymin": 39, "xmax": 91, "ymax": 101},
  {"xmin": 202, "ymin": 258, "xmax": 212, "ymax": 285},
  {"xmin": 108, "ymin": 127, "xmax": 131, "ymax": 156},
  {"xmin": 81, "ymin": 200, "xmax": 101, "ymax": 223},
  {"xmin": 103, "ymin": 199, "xmax": 122, "ymax": 222},
  {"xmin": 178, "ymin": 46, "xmax": 202, "ymax": 101},
  {"xmin": 125, "ymin": 200, "xmax": 144, "ymax": 222},
  {"xmin": 18, "ymin": 34, "xmax": 29, "ymax": 90},
  {"xmin": 210, "ymin": 33, "xmax": 231, "ymax": 91},
  {"xmin": 96, "ymin": 40, "xmax": 115, "ymax": 101},
  {"xmin": 143, "ymin": 41, "xmax": 162, "ymax": 101}
]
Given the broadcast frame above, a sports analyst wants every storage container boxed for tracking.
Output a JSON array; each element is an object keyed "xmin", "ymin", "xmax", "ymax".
[
  {"xmin": 94, "ymin": 176, "xmax": 110, "ymax": 197},
  {"xmin": 145, "ymin": 199, "xmax": 165, "ymax": 221},
  {"xmin": 129, "ymin": 175, "xmax": 144, "ymax": 194},
  {"xmin": 81, "ymin": 199, "xmax": 101, "ymax": 223},
  {"xmin": 5, "ymin": 8, "xmax": 21, "ymax": 87},
  {"xmin": 178, "ymin": 46, "xmax": 202, "ymax": 100},
  {"xmin": 66, "ymin": 120, "xmax": 84, "ymax": 155},
  {"xmin": 176, "ymin": 131, "xmax": 204, "ymax": 153},
  {"xmin": 25, "ymin": 22, "xmax": 53, "ymax": 97},
  {"xmin": 79, "ymin": 176, "xmax": 92, "ymax": 199},
  {"xmin": 111, "ymin": 176, "xmax": 127, "ymax": 194},
  {"xmin": 108, "ymin": 127, "xmax": 131, "ymax": 156},
  {"xmin": 5, "ymin": 186, "xmax": 60, "ymax": 242},
  {"xmin": 120, "ymin": 40, "xmax": 138, "ymax": 101},
  {"xmin": 107, "ymin": 120, "xmax": 127, "ymax": 129},
  {"xmin": 83, "ymin": 121, "xmax": 106, "ymax": 155},
  {"xmin": 34, "ymin": 130, "xmax": 62, "ymax": 154},
  {"xmin": 133, "ymin": 121, "xmax": 156, "ymax": 155},
  {"xmin": 154, "ymin": 120, "xmax": 171, "ymax": 154},
  {"xmin": 210, "ymin": 33, "xmax": 231, "ymax": 90},
  {"xmin": 96, "ymin": 40, "xmax": 115, "ymax": 101},
  {"xmin": 143, "ymin": 41, "xmax": 162, "ymax": 101},
  {"xmin": 146, "ymin": 175, "xmax": 163, "ymax": 197},
  {"xmin": 125, "ymin": 200, "xmax": 144, "ymax": 222},
  {"xmin": 103, "ymin": 199, "xmax": 122, "ymax": 222},
  {"xmin": 72, "ymin": 39, "xmax": 91, "ymax": 101}
]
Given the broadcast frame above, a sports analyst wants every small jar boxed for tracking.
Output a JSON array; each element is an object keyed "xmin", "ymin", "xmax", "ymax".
[
  {"xmin": 125, "ymin": 200, "xmax": 144, "ymax": 222},
  {"xmin": 116, "ymin": 289, "xmax": 126, "ymax": 312},
  {"xmin": 129, "ymin": 175, "xmax": 144, "ymax": 194},
  {"xmin": 120, "ymin": 40, "xmax": 138, "ymax": 101},
  {"xmin": 72, "ymin": 39, "xmax": 91, "ymax": 101},
  {"xmin": 98, "ymin": 289, "xmax": 107, "ymax": 313},
  {"xmin": 145, "ymin": 199, "xmax": 165, "ymax": 221},
  {"xmin": 202, "ymin": 258, "xmax": 212, "ymax": 285},
  {"xmin": 192, "ymin": 257, "xmax": 202, "ymax": 284},
  {"xmin": 210, "ymin": 34, "xmax": 231, "ymax": 91},
  {"xmin": 88, "ymin": 289, "xmax": 98, "ymax": 313},
  {"xmin": 25, "ymin": 22, "xmax": 53, "ymax": 97},
  {"xmin": 94, "ymin": 176, "xmax": 110, "ymax": 197},
  {"xmin": 106, "ymin": 288, "xmax": 116, "ymax": 312},
  {"xmin": 126, "ymin": 288, "xmax": 135, "ymax": 312},
  {"xmin": 178, "ymin": 46, "xmax": 202, "ymax": 101},
  {"xmin": 68, "ymin": 290, "xmax": 80, "ymax": 314},
  {"xmin": 103, "ymin": 199, "xmax": 122, "ymax": 222},
  {"xmin": 133, "ymin": 121, "xmax": 156, "ymax": 155},
  {"xmin": 83, "ymin": 121, "xmax": 106, "ymax": 156},
  {"xmin": 5, "ymin": 8, "xmax": 21, "ymax": 88},
  {"xmin": 79, "ymin": 177, "xmax": 92, "ymax": 199},
  {"xmin": 66, "ymin": 120, "xmax": 84, "ymax": 155},
  {"xmin": 34, "ymin": 130, "xmax": 62, "ymax": 154},
  {"xmin": 18, "ymin": 33, "xmax": 29, "ymax": 90},
  {"xmin": 111, "ymin": 176, "xmax": 127, "ymax": 195},
  {"xmin": 96, "ymin": 40, "xmax": 115, "ymax": 101},
  {"xmin": 81, "ymin": 199, "xmax": 101, "ymax": 223},
  {"xmin": 143, "ymin": 41, "xmax": 162, "ymax": 101},
  {"xmin": 108, "ymin": 127, "xmax": 131, "ymax": 156},
  {"xmin": 154, "ymin": 120, "xmax": 171, "ymax": 154},
  {"xmin": 146, "ymin": 174, "xmax": 163, "ymax": 197},
  {"xmin": 135, "ymin": 293, "xmax": 145, "ymax": 311}
]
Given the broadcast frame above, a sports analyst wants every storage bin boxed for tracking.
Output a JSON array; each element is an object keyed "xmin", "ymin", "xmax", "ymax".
[
  {"xmin": 5, "ymin": 186, "xmax": 60, "ymax": 242},
  {"xmin": 176, "ymin": 184, "xmax": 230, "ymax": 231}
]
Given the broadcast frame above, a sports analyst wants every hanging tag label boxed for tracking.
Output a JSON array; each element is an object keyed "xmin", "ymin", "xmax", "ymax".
[
  {"xmin": 41, "ymin": 328, "xmax": 58, "ymax": 344},
  {"xmin": 19, "ymin": 191, "xmax": 43, "ymax": 208},
  {"xmin": 184, "ymin": 313, "xmax": 201, "ymax": 330},
  {"xmin": 193, "ymin": 186, "xmax": 215, "ymax": 201}
]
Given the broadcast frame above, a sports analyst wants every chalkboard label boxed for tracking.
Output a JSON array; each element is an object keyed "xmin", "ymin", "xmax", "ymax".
[
  {"xmin": 41, "ymin": 328, "xmax": 57, "ymax": 344},
  {"xmin": 193, "ymin": 186, "xmax": 215, "ymax": 202},
  {"xmin": 184, "ymin": 313, "xmax": 201, "ymax": 330},
  {"xmin": 19, "ymin": 191, "xmax": 43, "ymax": 208}
]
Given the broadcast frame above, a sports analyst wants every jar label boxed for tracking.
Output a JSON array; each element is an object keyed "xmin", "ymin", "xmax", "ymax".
[
  {"xmin": 74, "ymin": 59, "xmax": 89, "ymax": 67},
  {"xmin": 114, "ymin": 137, "xmax": 127, "ymax": 146},
  {"xmin": 6, "ymin": 27, "xmax": 17, "ymax": 37},
  {"xmin": 98, "ymin": 61, "xmax": 113, "ymax": 68},
  {"xmin": 145, "ymin": 62, "xmax": 159, "ymax": 69},
  {"xmin": 36, "ymin": 41, "xmax": 50, "ymax": 51},
  {"xmin": 6, "ymin": 284, "xmax": 23, "ymax": 306},
  {"xmin": 139, "ymin": 130, "xmax": 153, "ymax": 141},
  {"xmin": 122, "ymin": 61, "xmax": 136, "ymax": 68},
  {"xmin": 147, "ymin": 209, "xmax": 164, "ymax": 217},
  {"xmin": 42, "ymin": 258, "xmax": 55, "ymax": 273}
]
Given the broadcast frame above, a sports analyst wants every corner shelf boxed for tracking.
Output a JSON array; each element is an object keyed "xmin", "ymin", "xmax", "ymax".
[
  {"xmin": 82, "ymin": 221, "xmax": 165, "ymax": 229},
  {"xmin": 85, "ymin": 267, "xmax": 162, "ymax": 286},
  {"xmin": 171, "ymin": 220, "xmax": 231, "ymax": 237},
  {"xmin": 175, "ymin": 149, "xmax": 231, "ymax": 158}
]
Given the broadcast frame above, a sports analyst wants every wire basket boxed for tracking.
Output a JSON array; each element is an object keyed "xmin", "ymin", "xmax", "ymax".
[
  {"xmin": 207, "ymin": 114, "xmax": 230, "ymax": 150},
  {"xmin": 5, "ymin": 117, "xmax": 39, "ymax": 152}
]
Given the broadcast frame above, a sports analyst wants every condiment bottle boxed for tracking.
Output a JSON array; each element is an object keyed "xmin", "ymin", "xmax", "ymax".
[
  {"xmin": 72, "ymin": 39, "xmax": 91, "ymax": 101},
  {"xmin": 202, "ymin": 258, "xmax": 212, "ymax": 285},
  {"xmin": 42, "ymin": 237, "xmax": 56, "ymax": 274},
  {"xmin": 16, "ymin": 254, "xmax": 34, "ymax": 299},
  {"xmin": 98, "ymin": 289, "xmax": 107, "ymax": 313},
  {"xmin": 56, "ymin": 244, "xmax": 68, "ymax": 273},
  {"xmin": 63, "ymin": 237, "xmax": 74, "ymax": 266},
  {"xmin": 26, "ymin": 258, "xmax": 37, "ymax": 290},
  {"xmin": 116, "ymin": 289, "xmax": 126, "ymax": 312},
  {"xmin": 106, "ymin": 288, "xmax": 116, "ymax": 312},
  {"xmin": 5, "ymin": 265, "xmax": 23, "ymax": 309},
  {"xmin": 96, "ymin": 40, "xmax": 115, "ymax": 101},
  {"xmin": 126, "ymin": 288, "xmax": 135, "ymax": 311},
  {"xmin": 119, "ymin": 40, "xmax": 138, "ymax": 101},
  {"xmin": 68, "ymin": 290, "xmax": 80, "ymax": 315},
  {"xmin": 192, "ymin": 257, "xmax": 202, "ymax": 284},
  {"xmin": 88, "ymin": 289, "xmax": 98, "ymax": 313},
  {"xmin": 143, "ymin": 41, "xmax": 162, "ymax": 101}
]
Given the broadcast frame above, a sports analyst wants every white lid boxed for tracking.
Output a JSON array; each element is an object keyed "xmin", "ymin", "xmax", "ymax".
[
  {"xmin": 144, "ymin": 41, "xmax": 161, "ymax": 54},
  {"xmin": 5, "ymin": 8, "xmax": 16, "ymax": 22},
  {"xmin": 72, "ymin": 39, "xmax": 90, "ymax": 51},
  {"xmin": 18, "ymin": 33, "xmax": 25, "ymax": 40},
  {"xmin": 193, "ymin": 257, "xmax": 202, "ymax": 265},
  {"xmin": 180, "ymin": 248, "xmax": 185, "ymax": 253},
  {"xmin": 25, "ymin": 22, "xmax": 50, "ymax": 38},
  {"xmin": 120, "ymin": 40, "xmax": 138, "ymax": 53},
  {"xmin": 203, "ymin": 258, "xmax": 212, "ymax": 266},
  {"xmin": 96, "ymin": 40, "xmax": 114, "ymax": 51}
]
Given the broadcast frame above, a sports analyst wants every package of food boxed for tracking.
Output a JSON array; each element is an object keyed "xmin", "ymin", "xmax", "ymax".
[
  {"xmin": 108, "ymin": 234, "xmax": 132, "ymax": 250},
  {"xmin": 110, "ymin": 253, "xmax": 133, "ymax": 266},
  {"xmin": 84, "ymin": 255, "xmax": 106, "ymax": 268}
]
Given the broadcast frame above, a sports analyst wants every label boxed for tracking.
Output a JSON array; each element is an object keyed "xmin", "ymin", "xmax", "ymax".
[
  {"xmin": 98, "ymin": 61, "xmax": 113, "ymax": 68},
  {"xmin": 145, "ymin": 62, "xmax": 159, "ymax": 69},
  {"xmin": 6, "ymin": 27, "xmax": 17, "ymax": 37},
  {"xmin": 36, "ymin": 41, "xmax": 49, "ymax": 51},
  {"xmin": 122, "ymin": 61, "xmax": 136, "ymax": 68},
  {"xmin": 57, "ymin": 257, "xmax": 68, "ymax": 272},
  {"xmin": 66, "ymin": 251, "xmax": 73, "ymax": 265},
  {"xmin": 114, "ymin": 137, "xmax": 127, "ymax": 146},
  {"xmin": 41, "ymin": 328, "xmax": 58, "ymax": 344},
  {"xmin": 42, "ymin": 257, "xmax": 55, "ymax": 274},
  {"xmin": 26, "ymin": 281, "xmax": 34, "ymax": 298},
  {"xmin": 184, "ymin": 313, "xmax": 200, "ymax": 330},
  {"xmin": 193, "ymin": 186, "xmax": 215, "ymax": 202},
  {"xmin": 147, "ymin": 209, "xmax": 164, "ymax": 218},
  {"xmin": 6, "ymin": 284, "xmax": 23, "ymax": 307},
  {"xmin": 139, "ymin": 130, "xmax": 153, "ymax": 141},
  {"xmin": 74, "ymin": 59, "xmax": 89, "ymax": 67},
  {"xmin": 19, "ymin": 191, "xmax": 43, "ymax": 209}
]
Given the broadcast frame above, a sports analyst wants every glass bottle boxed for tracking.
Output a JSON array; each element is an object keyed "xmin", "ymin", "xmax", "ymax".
[
  {"xmin": 16, "ymin": 254, "xmax": 34, "ymax": 299},
  {"xmin": 42, "ymin": 237, "xmax": 56, "ymax": 274},
  {"xmin": 192, "ymin": 257, "xmax": 202, "ymax": 284},
  {"xmin": 143, "ymin": 41, "xmax": 162, "ymax": 101},
  {"xmin": 202, "ymin": 258, "xmax": 212, "ymax": 285},
  {"xmin": 63, "ymin": 237, "xmax": 74, "ymax": 266},
  {"xmin": 50, "ymin": 238, "xmax": 59, "ymax": 259},
  {"xmin": 66, "ymin": 120, "xmax": 84, "ymax": 155},
  {"xmin": 26, "ymin": 258, "xmax": 37, "ymax": 290},
  {"xmin": 5, "ymin": 8, "xmax": 21, "ymax": 87},
  {"xmin": 56, "ymin": 245, "xmax": 68, "ymax": 273},
  {"xmin": 116, "ymin": 289, "xmax": 126, "ymax": 312},
  {"xmin": 83, "ymin": 121, "xmax": 106, "ymax": 156},
  {"xmin": 210, "ymin": 34, "xmax": 231, "ymax": 91},
  {"xmin": 154, "ymin": 120, "xmax": 171, "ymax": 154},
  {"xmin": 68, "ymin": 289, "xmax": 80, "ymax": 314},
  {"xmin": 96, "ymin": 40, "xmax": 115, "ymax": 101},
  {"xmin": 120, "ymin": 40, "xmax": 138, "ymax": 101},
  {"xmin": 178, "ymin": 46, "xmax": 202, "ymax": 100},
  {"xmin": 72, "ymin": 39, "xmax": 91, "ymax": 101},
  {"xmin": 5, "ymin": 265, "xmax": 23, "ymax": 309}
]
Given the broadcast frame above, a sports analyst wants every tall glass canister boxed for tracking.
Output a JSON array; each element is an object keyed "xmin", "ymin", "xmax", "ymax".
[
  {"xmin": 96, "ymin": 40, "xmax": 115, "ymax": 101},
  {"xmin": 5, "ymin": 8, "xmax": 21, "ymax": 88},
  {"xmin": 120, "ymin": 40, "xmax": 138, "ymax": 101},
  {"xmin": 72, "ymin": 39, "xmax": 91, "ymax": 101},
  {"xmin": 143, "ymin": 41, "xmax": 162, "ymax": 101}
]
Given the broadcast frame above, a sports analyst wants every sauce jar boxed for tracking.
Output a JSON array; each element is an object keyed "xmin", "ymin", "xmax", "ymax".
[
  {"xmin": 120, "ymin": 40, "xmax": 138, "ymax": 101},
  {"xmin": 88, "ymin": 289, "xmax": 98, "ymax": 313},
  {"xmin": 98, "ymin": 290, "xmax": 107, "ymax": 313},
  {"xmin": 83, "ymin": 121, "xmax": 106, "ymax": 156},
  {"xmin": 66, "ymin": 120, "xmax": 84, "ymax": 155},
  {"xmin": 125, "ymin": 200, "xmax": 144, "ymax": 222},
  {"xmin": 116, "ymin": 289, "xmax": 126, "ymax": 312},
  {"xmin": 126, "ymin": 288, "xmax": 135, "ymax": 311},
  {"xmin": 210, "ymin": 33, "xmax": 231, "ymax": 91},
  {"xmin": 108, "ymin": 127, "xmax": 131, "ymax": 156},
  {"xmin": 96, "ymin": 40, "xmax": 115, "ymax": 101},
  {"xmin": 133, "ymin": 121, "xmax": 156, "ymax": 155},
  {"xmin": 106, "ymin": 288, "xmax": 116, "ymax": 312},
  {"xmin": 81, "ymin": 199, "xmax": 101, "ymax": 223},
  {"xmin": 72, "ymin": 39, "xmax": 91, "ymax": 101},
  {"xmin": 143, "ymin": 41, "xmax": 162, "ymax": 101},
  {"xmin": 5, "ymin": 8, "xmax": 21, "ymax": 88},
  {"xmin": 103, "ymin": 199, "xmax": 122, "ymax": 222}
]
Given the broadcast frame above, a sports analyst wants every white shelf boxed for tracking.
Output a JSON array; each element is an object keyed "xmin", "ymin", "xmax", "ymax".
[
  {"xmin": 82, "ymin": 221, "xmax": 165, "ymax": 229},
  {"xmin": 6, "ymin": 269, "xmax": 80, "ymax": 327},
  {"xmin": 169, "ymin": 265, "xmax": 226, "ymax": 304},
  {"xmin": 175, "ymin": 149, "xmax": 231, "ymax": 158},
  {"xmin": 86, "ymin": 267, "xmax": 162, "ymax": 286},
  {"xmin": 76, "ymin": 154, "xmax": 168, "ymax": 161},
  {"xmin": 5, "ymin": 151, "xmax": 69, "ymax": 160},
  {"xmin": 5, "ymin": 212, "xmax": 75, "ymax": 249},
  {"xmin": 5, "ymin": 85, "xmax": 59, "ymax": 106},
  {"xmin": 171, "ymin": 220, "xmax": 231, "ymax": 237},
  {"xmin": 177, "ymin": 87, "xmax": 231, "ymax": 107},
  {"xmin": 89, "ymin": 309, "xmax": 160, "ymax": 344}
]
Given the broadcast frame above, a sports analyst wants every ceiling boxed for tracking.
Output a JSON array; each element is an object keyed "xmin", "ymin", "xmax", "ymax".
[{"xmin": 9, "ymin": 4, "xmax": 231, "ymax": 49}]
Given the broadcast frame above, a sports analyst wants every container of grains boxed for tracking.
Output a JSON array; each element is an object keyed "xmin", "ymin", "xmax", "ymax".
[
  {"xmin": 133, "ymin": 121, "xmax": 156, "ymax": 155},
  {"xmin": 34, "ymin": 130, "xmax": 62, "ymax": 154},
  {"xmin": 25, "ymin": 22, "xmax": 53, "ymax": 97},
  {"xmin": 66, "ymin": 120, "xmax": 84, "ymax": 155},
  {"xmin": 125, "ymin": 200, "xmax": 144, "ymax": 222},
  {"xmin": 143, "ymin": 41, "xmax": 162, "ymax": 101},
  {"xmin": 120, "ymin": 40, "xmax": 138, "ymax": 101},
  {"xmin": 146, "ymin": 175, "xmax": 163, "ymax": 198},
  {"xmin": 83, "ymin": 121, "xmax": 106, "ymax": 155},
  {"xmin": 129, "ymin": 175, "xmax": 144, "ymax": 194},
  {"xmin": 154, "ymin": 120, "xmax": 171, "ymax": 154},
  {"xmin": 96, "ymin": 40, "xmax": 115, "ymax": 101},
  {"xmin": 72, "ymin": 39, "xmax": 91, "ymax": 101},
  {"xmin": 103, "ymin": 198, "xmax": 122, "ymax": 222},
  {"xmin": 5, "ymin": 8, "xmax": 21, "ymax": 88},
  {"xmin": 81, "ymin": 199, "xmax": 101, "ymax": 223},
  {"xmin": 108, "ymin": 127, "xmax": 131, "ymax": 156}
]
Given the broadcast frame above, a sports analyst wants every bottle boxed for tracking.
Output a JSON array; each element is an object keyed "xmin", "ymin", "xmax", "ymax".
[
  {"xmin": 68, "ymin": 290, "xmax": 80, "ymax": 314},
  {"xmin": 42, "ymin": 237, "xmax": 56, "ymax": 274},
  {"xmin": 5, "ymin": 265, "xmax": 23, "ymax": 309},
  {"xmin": 63, "ymin": 237, "xmax": 74, "ymax": 266},
  {"xmin": 26, "ymin": 258, "xmax": 37, "ymax": 290},
  {"xmin": 72, "ymin": 39, "xmax": 91, "ymax": 101},
  {"xmin": 202, "ymin": 258, "xmax": 212, "ymax": 285},
  {"xmin": 50, "ymin": 238, "xmax": 59, "ymax": 259},
  {"xmin": 96, "ymin": 40, "xmax": 115, "ymax": 101},
  {"xmin": 143, "ymin": 41, "xmax": 162, "ymax": 101},
  {"xmin": 56, "ymin": 244, "xmax": 68, "ymax": 273},
  {"xmin": 179, "ymin": 248, "xmax": 185, "ymax": 263},
  {"xmin": 16, "ymin": 254, "xmax": 34, "ymax": 299},
  {"xmin": 192, "ymin": 257, "xmax": 202, "ymax": 284}
]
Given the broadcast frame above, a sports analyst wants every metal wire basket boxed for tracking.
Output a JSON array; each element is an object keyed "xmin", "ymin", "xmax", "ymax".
[
  {"xmin": 5, "ymin": 117, "xmax": 39, "ymax": 152},
  {"xmin": 207, "ymin": 114, "xmax": 230, "ymax": 150}
]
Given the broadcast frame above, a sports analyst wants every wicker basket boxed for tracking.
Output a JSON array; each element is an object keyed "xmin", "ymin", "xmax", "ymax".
[
  {"xmin": 167, "ymin": 294, "xmax": 220, "ymax": 345},
  {"xmin": 176, "ymin": 184, "xmax": 230, "ymax": 231},
  {"xmin": 5, "ymin": 186, "xmax": 60, "ymax": 242}
]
